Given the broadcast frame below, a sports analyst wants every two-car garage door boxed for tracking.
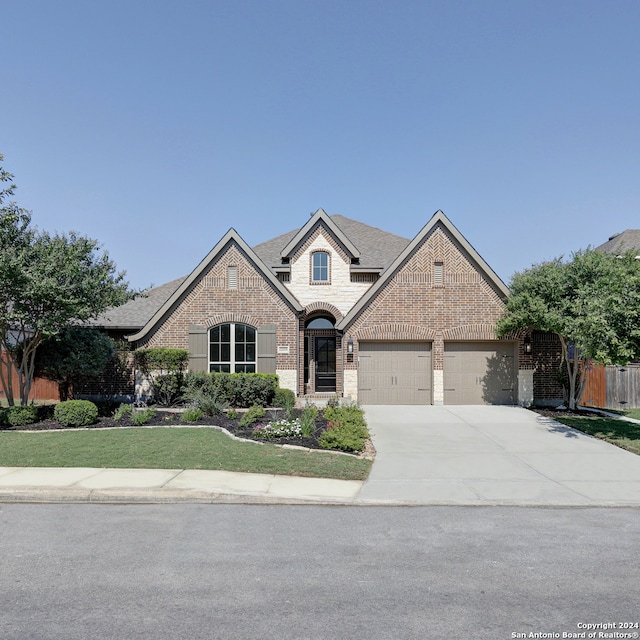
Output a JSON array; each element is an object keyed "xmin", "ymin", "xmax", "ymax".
[{"xmin": 358, "ymin": 341, "xmax": 516, "ymax": 405}]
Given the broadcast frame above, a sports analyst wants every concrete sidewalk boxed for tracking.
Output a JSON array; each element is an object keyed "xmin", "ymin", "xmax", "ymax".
[
  {"xmin": 1, "ymin": 406, "xmax": 639, "ymax": 506},
  {"xmin": 0, "ymin": 466, "xmax": 363, "ymax": 504}
]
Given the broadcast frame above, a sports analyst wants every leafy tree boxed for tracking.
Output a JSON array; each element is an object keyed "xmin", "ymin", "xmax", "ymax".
[
  {"xmin": 497, "ymin": 250, "xmax": 640, "ymax": 409},
  {"xmin": 33, "ymin": 327, "xmax": 116, "ymax": 401},
  {"xmin": 0, "ymin": 154, "xmax": 138, "ymax": 405}
]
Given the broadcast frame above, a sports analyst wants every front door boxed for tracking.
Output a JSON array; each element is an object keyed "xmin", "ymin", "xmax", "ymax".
[{"xmin": 315, "ymin": 337, "xmax": 336, "ymax": 392}]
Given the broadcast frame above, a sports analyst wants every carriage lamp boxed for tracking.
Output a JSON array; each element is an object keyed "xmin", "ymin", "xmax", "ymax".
[
  {"xmin": 523, "ymin": 336, "xmax": 533, "ymax": 355},
  {"xmin": 347, "ymin": 337, "xmax": 354, "ymax": 355}
]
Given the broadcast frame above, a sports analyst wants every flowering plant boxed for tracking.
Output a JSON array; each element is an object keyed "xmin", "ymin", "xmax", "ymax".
[{"xmin": 253, "ymin": 418, "xmax": 302, "ymax": 438}]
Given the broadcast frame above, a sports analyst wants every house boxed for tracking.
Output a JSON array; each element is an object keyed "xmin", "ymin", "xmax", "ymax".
[
  {"xmin": 94, "ymin": 209, "xmax": 561, "ymax": 406},
  {"xmin": 595, "ymin": 229, "xmax": 640, "ymax": 257}
]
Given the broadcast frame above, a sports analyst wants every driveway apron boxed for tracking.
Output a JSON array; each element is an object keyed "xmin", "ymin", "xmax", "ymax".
[{"xmin": 358, "ymin": 405, "xmax": 640, "ymax": 505}]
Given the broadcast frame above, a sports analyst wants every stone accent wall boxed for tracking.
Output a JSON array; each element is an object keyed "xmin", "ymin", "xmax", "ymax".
[
  {"xmin": 276, "ymin": 369, "xmax": 297, "ymax": 394},
  {"xmin": 287, "ymin": 227, "xmax": 371, "ymax": 315},
  {"xmin": 135, "ymin": 242, "xmax": 299, "ymax": 374},
  {"xmin": 518, "ymin": 369, "xmax": 534, "ymax": 407}
]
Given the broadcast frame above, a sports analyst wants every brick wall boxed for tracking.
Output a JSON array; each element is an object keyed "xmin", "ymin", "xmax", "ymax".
[
  {"xmin": 344, "ymin": 224, "xmax": 508, "ymax": 372},
  {"xmin": 135, "ymin": 242, "xmax": 299, "ymax": 373}
]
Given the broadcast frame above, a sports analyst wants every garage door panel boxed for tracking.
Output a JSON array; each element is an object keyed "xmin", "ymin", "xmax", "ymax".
[
  {"xmin": 444, "ymin": 342, "xmax": 516, "ymax": 405},
  {"xmin": 359, "ymin": 342, "xmax": 432, "ymax": 405}
]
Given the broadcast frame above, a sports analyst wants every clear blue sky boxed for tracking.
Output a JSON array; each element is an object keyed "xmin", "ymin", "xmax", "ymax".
[{"xmin": 2, "ymin": 0, "xmax": 639, "ymax": 290}]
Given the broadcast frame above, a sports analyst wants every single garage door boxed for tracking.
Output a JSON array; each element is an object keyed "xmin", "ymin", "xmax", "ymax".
[
  {"xmin": 358, "ymin": 342, "xmax": 432, "ymax": 405},
  {"xmin": 444, "ymin": 342, "xmax": 516, "ymax": 405}
]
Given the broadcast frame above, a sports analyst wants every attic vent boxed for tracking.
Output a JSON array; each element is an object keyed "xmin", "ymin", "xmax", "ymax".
[
  {"xmin": 434, "ymin": 262, "xmax": 444, "ymax": 287},
  {"xmin": 228, "ymin": 265, "xmax": 238, "ymax": 290}
]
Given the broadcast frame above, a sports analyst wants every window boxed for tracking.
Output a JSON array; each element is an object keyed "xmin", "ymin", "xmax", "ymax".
[
  {"xmin": 312, "ymin": 251, "xmax": 329, "ymax": 283},
  {"xmin": 209, "ymin": 323, "xmax": 256, "ymax": 372}
]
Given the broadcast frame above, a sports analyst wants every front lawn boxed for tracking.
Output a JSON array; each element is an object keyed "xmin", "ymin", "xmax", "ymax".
[
  {"xmin": 0, "ymin": 427, "xmax": 372, "ymax": 480},
  {"xmin": 539, "ymin": 411, "xmax": 640, "ymax": 456}
]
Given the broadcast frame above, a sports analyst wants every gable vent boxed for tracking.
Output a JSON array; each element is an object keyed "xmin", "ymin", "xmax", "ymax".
[
  {"xmin": 228, "ymin": 265, "xmax": 238, "ymax": 290},
  {"xmin": 434, "ymin": 262, "xmax": 444, "ymax": 287}
]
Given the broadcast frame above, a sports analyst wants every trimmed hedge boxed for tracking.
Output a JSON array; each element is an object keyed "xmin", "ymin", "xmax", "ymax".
[
  {"xmin": 5, "ymin": 405, "xmax": 39, "ymax": 427},
  {"xmin": 183, "ymin": 372, "xmax": 278, "ymax": 409},
  {"xmin": 54, "ymin": 400, "xmax": 99, "ymax": 427}
]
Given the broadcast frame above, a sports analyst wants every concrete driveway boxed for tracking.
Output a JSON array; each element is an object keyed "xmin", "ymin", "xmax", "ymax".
[{"xmin": 358, "ymin": 405, "xmax": 640, "ymax": 506}]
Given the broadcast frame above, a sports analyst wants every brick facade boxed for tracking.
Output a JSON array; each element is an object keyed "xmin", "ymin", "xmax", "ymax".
[
  {"xmin": 137, "ymin": 243, "xmax": 299, "ymax": 377},
  {"xmin": 343, "ymin": 225, "xmax": 509, "ymax": 391},
  {"xmin": 108, "ymin": 210, "xmax": 563, "ymax": 406}
]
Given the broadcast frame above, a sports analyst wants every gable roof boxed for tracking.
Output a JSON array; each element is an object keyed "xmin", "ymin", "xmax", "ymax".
[
  {"xmin": 253, "ymin": 212, "xmax": 410, "ymax": 272},
  {"xmin": 127, "ymin": 229, "xmax": 303, "ymax": 343},
  {"xmin": 91, "ymin": 276, "xmax": 187, "ymax": 331},
  {"xmin": 279, "ymin": 208, "xmax": 361, "ymax": 260},
  {"xmin": 596, "ymin": 230, "xmax": 640, "ymax": 256},
  {"xmin": 336, "ymin": 210, "xmax": 509, "ymax": 331}
]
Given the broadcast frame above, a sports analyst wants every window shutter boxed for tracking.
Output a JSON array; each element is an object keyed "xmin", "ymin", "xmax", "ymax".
[
  {"xmin": 257, "ymin": 324, "xmax": 276, "ymax": 374},
  {"xmin": 188, "ymin": 324, "xmax": 208, "ymax": 372}
]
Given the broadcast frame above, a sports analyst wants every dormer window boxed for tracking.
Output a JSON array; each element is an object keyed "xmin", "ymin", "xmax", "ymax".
[{"xmin": 312, "ymin": 251, "xmax": 330, "ymax": 283}]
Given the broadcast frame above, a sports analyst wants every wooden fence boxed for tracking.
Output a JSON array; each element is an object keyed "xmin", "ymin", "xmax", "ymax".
[
  {"xmin": 0, "ymin": 352, "xmax": 60, "ymax": 403},
  {"xmin": 581, "ymin": 363, "xmax": 640, "ymax": 410}
]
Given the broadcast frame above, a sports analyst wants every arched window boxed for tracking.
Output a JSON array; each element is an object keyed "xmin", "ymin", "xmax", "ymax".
[
  {"xmin": 305, "ymin": 317, "xmax": 335, "ymax": 329},
  {"xmin": 311, "ymin": 251, "xmax": 330, "ymax": 283},
  {"xmin": 209, "ymin": 323, "xmax": 256, "ymax": 372}
]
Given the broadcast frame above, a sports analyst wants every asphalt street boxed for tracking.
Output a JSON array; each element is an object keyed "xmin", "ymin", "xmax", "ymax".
[{"xmin": 1, "ymin": 504, "xmax": 638, "ymax": 640}]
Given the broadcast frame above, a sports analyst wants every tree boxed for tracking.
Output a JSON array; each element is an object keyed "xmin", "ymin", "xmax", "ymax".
[
  {"xmin": 32, "ymin": 327, "xmax": 116, "ymax": 401},
  {"xmin": 497, "ymin": 249, "xmax": 640, "ymax": 409},
  {"xmin": 0, "ymin": 154, "xmax": 138, "ymax": 405}
]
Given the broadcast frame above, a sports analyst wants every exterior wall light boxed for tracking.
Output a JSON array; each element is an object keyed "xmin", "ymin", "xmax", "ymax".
[
  {"xmin": 523, "ymin": 336, "xmax": 533, "ymax": 355},
  {"xmin": 347, "ymin": 337, "xmax": 354, "ymax": 355}
]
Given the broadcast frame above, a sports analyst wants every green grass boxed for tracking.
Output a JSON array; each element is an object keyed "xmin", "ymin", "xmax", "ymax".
[
  {"xmin": 623, "ymin": 408, "xmax": 640, "ymax": 421},
  {"xmin": 551, "ymin": 414, "xmax": 640, "ymax": 456},
  {"xmin": 0, "ymin": 427, "xmax": 371, "ymax": 481}
]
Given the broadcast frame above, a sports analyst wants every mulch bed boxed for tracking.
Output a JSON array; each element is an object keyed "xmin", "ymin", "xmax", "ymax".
[
  {"xmin": 532, "ymin": 407, "xmax": 601, "ymax": 419},
  {"xmin": 2, "ymin": 407, "xmax": 337, "ymax": 452}
]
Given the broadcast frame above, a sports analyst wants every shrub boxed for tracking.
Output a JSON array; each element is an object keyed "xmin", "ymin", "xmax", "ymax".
[
  {"xmin": 182, "ymin": 385, "xmax": 228, "ymax": 416},
  {"xmin": 54, "ymin": 400, "xmax": 98, "ymax": 427},
  {"xmin": 113, "ymin": 403, "xmax": 134, "ymax": 421},
  {"xmin": 226, "ymin": 408, "xmax": 238, "ymax": 419},
  {"xmin": 319, "ymin": 420, "xmax": 369, "ymax": 452},
  {"xmin": 274, "ymin": 388, "xmax": 296, "ymax": 411},
  {"xmin": 7, "ymin": 405, "xmax": 40, "ymax": 427},
  {"xmin": 131, "ymin": 408, "xmax": 156, "ymax": 426},
  {"xmin": 319, "ymin": 404, "xmax": 369, "ymax": 452},
  {"xmin": 181, "ymin": 408, "xmax": 203, "ymax": 423},
  {"xmin": 238, "ymin": 405, "xmax": 265, "ymax": 428},
  {"xmin": 134, "ymin": 348, "xmax": 189, "ymax": 373},
  {"xmin": 135, "ymin": 347, "xmax": 189, "ymax": 406},
  {"xmin": 152, "ymin": 372, "xmax": 185, "ymax": 406},
  {"xmin": 300, "ymin": 404, "xmax": 318, "ymax": 437},
  {"xmin": 182, "ymin": 372, "xmax": 278, "ymax": 409}
]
